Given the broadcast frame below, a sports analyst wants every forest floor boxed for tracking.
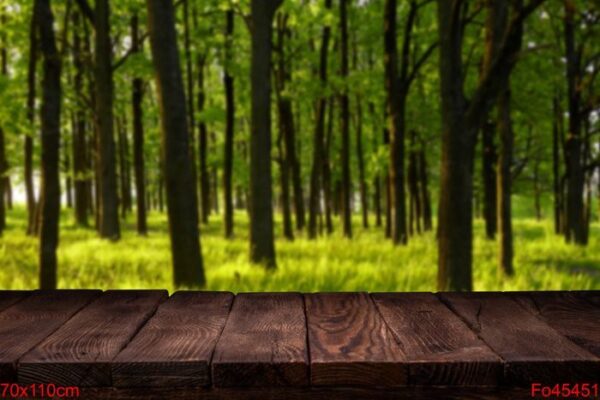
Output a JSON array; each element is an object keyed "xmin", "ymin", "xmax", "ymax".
[{"xmin": 0, "ymin": 199, "xmax": 598, "ymax": 292}]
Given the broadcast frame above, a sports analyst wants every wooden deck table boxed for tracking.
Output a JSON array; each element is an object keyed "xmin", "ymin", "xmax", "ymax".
[{"xmin": 0, "ymin": 290, "xmax": 598, "ymax": 399}]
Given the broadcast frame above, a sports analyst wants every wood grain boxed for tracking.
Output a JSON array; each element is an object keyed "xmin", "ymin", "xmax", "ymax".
[
  {"xmin": 512, "ymin": 291, "xmax": 600, "ymax": 357},
  {"xmin": 18, "ymin": 290, "xmax": 167, "ymax": 387},
  {"xmin": 0, "ymin": 290, "xmax": 101, "ymax": 381},
  {"xmin": 305, "ymin": 292, "xmax": 407, "ymax": 386},
  {"xmin": 0, "ymin": 291, "xmax": 30, "ymax": 313},
  {"xmin": 372, "ymin": 293, "xmax": 502, "ymax": 386},
  {"xmin": 439, "ymin": 292, "xmax": 600, "ymax": 385},
  {"xmin": 112, "ymin": 291, "xmax": 233, "ymax": 387},
  {"xmin": 211, "ymin": 293, "xmax": 308, "ymax": 387}
]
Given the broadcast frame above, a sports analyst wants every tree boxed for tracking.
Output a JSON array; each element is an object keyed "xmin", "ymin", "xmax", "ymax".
[
  {"xmin": 36, "ymin": 0, "xmax": 62, "ymax": 289},
  {"xmin": 25, "ymin": 7, "xmax": 38, "ymax": 236},
  {"xmin": 308, "ymin": 0, "xmax": 333, "ymax": 239},
  {"xmin": 563, "ymin": 0, "xmax": 585, "ymax": 245},
  {"xmin": 249, "ymin": 0, "xmax": 282, "ymax": 268},
  {"xmin": 146, "ymin": 0, "xmax": 205, "ymax": 287},
  {"xmin": 436, "ymin": 0, "xmax": 544, "ymax": 291},
  {"xmin": 384, "ymin": 0, "xmax": 437, "ymax": 245},
  {"xmin": 223, "ymin": 8, "xmax": 235, "ymax": 239},
  {"xmin": 339, "ymin": 0, "xmax": 352, "ymax": 239},
  {"xmin": 76, "ymin": 0, "xmax": 120, "ymax": 240},
  {"xmin": 131, "ymin": 14, "xmax": 147, "ymax": 235}
]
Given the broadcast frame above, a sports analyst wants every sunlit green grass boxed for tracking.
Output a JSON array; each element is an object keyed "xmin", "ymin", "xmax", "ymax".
[{"xmin": 0, "ymin": 199, "xmax": 598, "ymax": 292}]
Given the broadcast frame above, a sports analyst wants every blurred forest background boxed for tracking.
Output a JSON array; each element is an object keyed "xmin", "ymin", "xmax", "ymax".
[{"xmin": 0, "ymin": 0, "xmax": 598, "ymax": 292}]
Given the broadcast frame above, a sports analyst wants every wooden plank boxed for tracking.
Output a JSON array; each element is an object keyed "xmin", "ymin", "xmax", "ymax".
[
  {"xmin": 512, "ymin": 291, "xmax": 600, "ymax": 357},
  {"xmin": 305, "ymin": 292, "xmax": 407, "ymax": 386},
  {"xmin": 0, "ymin": 290, "xmax": 101, "ymax": 381},
  {"xmin": 0, "ymin": 291, "xmax": 31, "ymax": 313},
  {"xmin": 211, "ymin": 293, "xmax": 308, "ymax": 387},
  {"xmin": 439, "ymin": 292, "xmax": 600, "ymax": 385},
  {"xmin": 112, "ymin": 291, "xmax": 233, "ymax": 387},
  {"xmin": 372, "ymin": 293, "xmax": 502, "ymax": 386},
  {"xmin": 18, "ymin": 290, "xmax": 167, "ymax": 387}
]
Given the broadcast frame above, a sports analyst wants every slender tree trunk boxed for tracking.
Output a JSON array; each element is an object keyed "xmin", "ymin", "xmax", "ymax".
[
  {"xmin": 418, "ymin": 143, "xmax": 432, "ymax": 231},
  {"xmin": 277, "ymin": 121, "xmax": 294, "ymax": 240},
  {"xmin": 146, "ymin": 0, "xmax": 205, "ymax": 287},
  {"xmin": 95, "ymin": 0, "xmax": 120, "ymax": 240},
  {"xmin": 72, "ymin": 11, "xmax": 89, "ymax": 226},
  {"xmin": 26, "ymin": 8, "xmax": 38, "ymax": 236},
  {"xmin": 497, "ymin": 88, "xmax": 514, "ymax": 276},
  {"xmin": 323, "ymin": 97, "xmax": 334, "ymax": 235},
  {"xmin": 563, "ymin": 0, "xmax": 585, "ymax": 244},
  {"xmin": 308, "ymin": 0, "xmax": 332, "ymax": 239},
  {"xmin": 131, "ymin": 15, "xmax": 147, "ymax": 235},
  {"xmin": 482, "ymin": 121, "xmax": 497, "ymax": 239},
  {"xmin": 64, "ymin": 139, "xmax": 73, "ymax": 208},
  {"xmin": 374, "ymin": 176, "xmax": 382, "ymax": 227},
  {"xmin": 223, "ymin": 9, "xmax": 235, "ymax": 238},
  {"xmin": 355, "ymin": 97, "xmax": 368, "ymax": 229},
  {"xmin": 533, "ymin": 157, "xmax": 542, "ymax": 221},
  {"xmin": 407, "ymin": 130, "xmax": 421, "ymax": 235},
  {"xmin": 552, "ymin": 96, "xmax": 562, "ymax": 234},
  {"xmin": 384, "ymin": 0, "xmax": 407, "ymax": 244},
  {"xmin": 183, "ymin": 0, "xmax": 198, "ymax": 211},
  {"xmin": 339, "ymin": 0, "xmax": 352, "ymax": 238},
  {"xmin": 36, "ymin": 0, "xmax": 61, "ymax": 289},
  {"xmin": 249, "ymin": 0, "xmax": 282, "ymax": 268},
  {"xmin": 197, "ymin": 55, "xmax": 210, "ymax": 223}
]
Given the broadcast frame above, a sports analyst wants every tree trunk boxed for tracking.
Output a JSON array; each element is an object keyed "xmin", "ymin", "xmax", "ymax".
[
  {"xmin": 339, "ymin": 0, "xmax": 352, "ymax": 239},
  {"xmin": 249, "ymin": 0, "xmax": 282, "ymax": 268},
  {"xmin": 323, "ymin": 97, "xmax": 335, "ymax": 235},
  {"xmin": 131, "ymin": 14, "xmax": 147, "ymax": 235},
  {"xmin": 482, "ymin": 120, "xmax": 497, "ymax": 239},
  {"xmin": 384, "ymin": 0, "xmax": 407, "ymax": 245},
  {"xmin": 355, "ymin": 96, "xmax": 368, "ymax": 229},
  {"xmin": 563, "ymin": 0, "xmax": 585, "ymax": 245},
  {"xmin": 407, "ymin": 130, "xmax": 421, "ymax": 235},
  {"xmin": 277, "ymin": 119, "xmax": 294, "ymax": 241},
  {"xmin": 436, "ymin": 0, "xmax": 533, "ymax": 290},
  {"xmin": 308, "ymin": 0, "xmax": 332, "ymax": 239},
  {"xmin": 36, "ymin": 0, "xmax": 61, "ymax": 289},
  {"xmin": 64, "ymin": 138, "xmax": 73, "ymax": 208},
  {"xmin": 552, "ymin": 96, "xmax": 563, "ymax": 234},
  {"xmin": 26, "ymin": 8, "xmax": 38, "ymax": 236},
  {"xmin": 418, "ymin": 143, "xmax": 432, "ymax": 231},
  {"xmin": 496, "ymin": 88, "xmax": 514, "ymax": 276},
  {"xmin": 197, "ymin": 54, "xmax": 210, "ymax": 224},
  {"xmin": 95, "ymin": 0, "xmax": 120, "ymax": 240},
  {"xmin": 223, "ymin": 9, "xmax": 235, "ymax": 238},
  {"xmin": 146, "ymin": 0, "xmax": 205, "ymax": 287}
]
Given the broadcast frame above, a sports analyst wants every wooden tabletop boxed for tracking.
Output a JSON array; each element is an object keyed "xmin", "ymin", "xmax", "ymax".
[{"xmin": 0, "ymin": 290, "xmax": 598, "ymax": 399}]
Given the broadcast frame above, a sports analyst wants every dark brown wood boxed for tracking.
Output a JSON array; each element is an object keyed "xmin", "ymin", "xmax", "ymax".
[
  {"xmin": 18, "ymin": 290, "xmax": 167, "ymax": 386},
  {"xmin": 512, "ymin": 291, "xmax": 600, "ymax": 357},
  {"xmin": 439, "ymin": 292, "xmax": 600, "ymax": 385},
  {"xmin": 0, "ymin": 291, "xmax": 29, "ymax": 313},
  {"xmin": 305, "ymin": 293, "xmax": 406, "ymax": 386},
  {"xmin": 112, "ymin": 292, "xmax": 233, "ymax": 387},
  {"xmin": 0, "ymin": 290, "xmax": 101, "ymax": 381},
  {"xmin": 212, "ymin": 293, "xmax": 308, "ymax": 387},
  {"xmin": 81, "ymin": 386, "xmax": 531, "ymax": 400},
  {"xmin": 372, "ymin": 293, "xmax": 501, "ymax": 386}
]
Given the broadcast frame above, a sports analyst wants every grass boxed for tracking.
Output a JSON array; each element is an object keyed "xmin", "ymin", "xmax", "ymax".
[{"xmin": 0, "ymin": 200, "xmax": 599, "ymax": 292}]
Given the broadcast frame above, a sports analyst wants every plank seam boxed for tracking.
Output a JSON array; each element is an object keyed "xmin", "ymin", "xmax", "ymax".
[
  {"xmin": 207, "ymin": 292, "xmax": 236, "ymax": 388},
  {"xmin": 106, "ymin": 292, "xmax": 170, "ymax": 386},
  {"xmin": 15, "ymin": 291, "xmax": 104, "ymax": 372},
  {"xmin": 513, "ymin": 292, "xmax": 600, "ymax": 361},
  {"xmin": 434, "ymin": 293, "xmax": 507, "ymax": 366}
]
